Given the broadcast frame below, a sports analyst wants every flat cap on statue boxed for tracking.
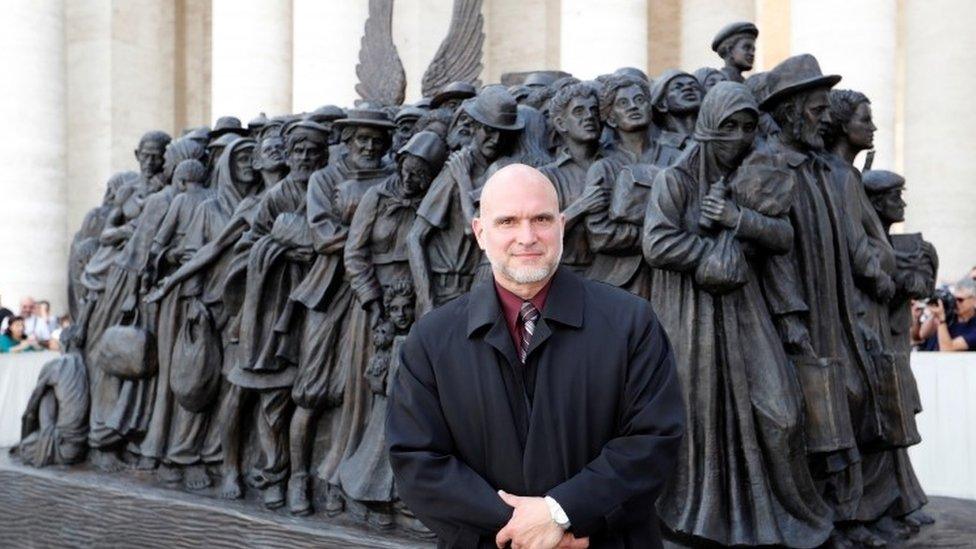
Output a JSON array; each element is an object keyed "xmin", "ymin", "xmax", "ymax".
[
  {"xmin": 308, "ymin": 105, "xmax": 346, "ymax": 123},
  {"xmin": 398, "ymin": 130, "xmax": 448, "ymax": 167},
  {"xmin": 650, "ymin": 69, "xmax": 694, "ymax": 107},
  {"xmin": 711, "ymin": 21, "xmax": 759, "ymax": 52},
  {"xmin": 430, "ymin": 82, "xmax": 478, "ymax": 108},
  {"xmin": 334, "ymin": 108, "xmax": 396, "ymax": 129},
  {"xmin": 759, "ymin": 54, "xmax": 841, "ymax": 110},
  {"xmin": 461, "ymin": 87, "xmax": 524, "ymax": 131},
  {"xmin": 394, "ymin": 105, "xmax": 426, "ymax": 124},
  {"xmin": 210, "ymin": 116, "xmax": 248, "ymax": 138},
  {"xmin": 247, "ymin": 113, "xmax": 269, "ymax": 131},
  {"xmin": 206, "ymin": 132, "xmax": 240, "ymax": 149},
  {"xmin": 862, "ymin": 170, "xmax": 906, "ymax": 194}
]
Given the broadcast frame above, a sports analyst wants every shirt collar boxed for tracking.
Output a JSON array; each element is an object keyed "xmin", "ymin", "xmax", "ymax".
[{"xmin": 467, "ymin": 266, "xmax": 584, "ymax": 337}]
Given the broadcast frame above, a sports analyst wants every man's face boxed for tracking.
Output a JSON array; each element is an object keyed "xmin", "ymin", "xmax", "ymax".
[
  {"xmin": 730, "ymin": 37, "xmax": 756, "ymax": 71},
  {"xmin": 399, "ymin": 154, "xmax": 434, "ymax": 196},
  {"xmin": 846, "ymin": 101, "xmax": 876, "ymax": 151},
  {"xmin": 712, "ymin": 110, "xmax": 758, "ymax": 170},
  {"xmin": 609, "ymin": 84, "xmax": 650, "ymax": 132},
  {"xmin": 471, "ymin": 122, "xmax": 504, "ymax": 161},
  {"xmin": 796, "ymin": 88, "xmax": 832, "ymax": 151},
  {"xmin": 473, "ymin": 171, "xmax": 564, "ymax": 286},
  {"xmin": 664, "ymin": 76, "xmax": 703, "ymax": 115},
  {"xmin": 555, "ymin": 95, "xmax": 600, "ymax": 144},
  {"xmin": 287, "ymin": 138, "xmax": 326, "ymax": 182},
  {"xmin": 19, "ymin": 298, "xmax": 34, "ymax": 317},
  {"xmin": 135, "ymin": 141, "xmax": 166, "ymax": 179},
  {"xmin": 258, "ymin": 137, "xmax": 286, "ymax": 172},
  {"xmin": 387, "ymin": 294, "xmax": 415, "ymax": 332},
  {"xmin": 447, "ymin": 112, "xmax": 474, "ymax": 151},
  {"xmin": 348, "ymin": 126, "xmax": 389, "ymax": 170},
  {"xmin": 231, "ymin": 147, "xmax": 256, "ymax": 185},
  {"xmin": 393, "ymin": 119, "xmax": 415, "ymax": 152},
  {"xmin": 954, "ymin": 290, "xmax": 976, "ymax": 318}
]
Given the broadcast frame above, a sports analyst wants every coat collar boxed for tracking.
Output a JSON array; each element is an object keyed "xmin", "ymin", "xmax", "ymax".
[{"xmin": 466, "ymin": 266, "xmax": 584, "ymax": 339}]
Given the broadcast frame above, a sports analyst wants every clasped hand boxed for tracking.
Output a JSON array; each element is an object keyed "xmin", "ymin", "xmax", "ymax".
[
  {"xmin": 700, "ymin": 195, "xmax": 740, "ymax": 228},
  {"xmin": 495, "ymin": 491, "xmax": 588, "ymax": 549}
]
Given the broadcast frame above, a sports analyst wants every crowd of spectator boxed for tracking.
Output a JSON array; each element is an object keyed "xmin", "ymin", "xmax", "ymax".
[
  {"xmin": 0, "ymin": 295, "xmax": 71, "ymax": 354},
  {"xmin": 912, "ymin": 269, "xmax": 976, "ymax": 352}
]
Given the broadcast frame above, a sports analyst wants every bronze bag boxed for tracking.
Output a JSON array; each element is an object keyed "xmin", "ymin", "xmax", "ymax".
[
  {"xmin": 871, "ymin": 349, "xmax": 921, "ymax": 448},
  {"xmin": 92, "ymin": 324, "xmax": 157, "ymax": 380},
  {"xmin": 791, "ymin": 355, "xmax": 856, "ymax": 454}
]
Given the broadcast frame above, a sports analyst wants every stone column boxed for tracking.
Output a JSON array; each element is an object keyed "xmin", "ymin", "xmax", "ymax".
[
  {"xmin": 902, "ymin": 0, "xmax": 976, "ymax": 281},
  {"xmin": 0, "ymin": 1, "xmax": 68, "ymax": 311},
  {"xmin": 212, "ymin": 0, "xmax": 292, "ymax": 119},
  {"xmin": 791, "ymin": 0, "xmax": 897, "ymax": 172},
  {"xmin": 561, "ymin": 0, "xmax": 648, "ymax": 80},
  {"xmin": 680, "ymin": 0, "xmax": 756, "ymax": 73},
  {"xmin": 293, "ymin": 0, "xmax": 368, "ymax": 111},
  {"xmin": 483, "ymin": 0, "xmax": 560, "ymax": 84}
]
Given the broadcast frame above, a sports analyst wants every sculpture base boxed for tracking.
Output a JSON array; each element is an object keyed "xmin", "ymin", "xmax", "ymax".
[
  {"xmin": 0, "ymin": 449, "xmax": 433, "ymax": 548},
  {"xmin": 662, "ymin": 495, "xmax": 976, "ymax": 548}
]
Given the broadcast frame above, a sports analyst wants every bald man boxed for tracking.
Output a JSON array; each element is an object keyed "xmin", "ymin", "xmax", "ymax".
[{"xmin": 387, "ymin": 164, "xmax": 684, "ymax": 549}]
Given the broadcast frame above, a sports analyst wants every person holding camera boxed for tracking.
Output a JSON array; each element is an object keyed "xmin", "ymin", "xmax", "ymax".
[{"xmin": 919, "ymin": 277, "xmax": 976, "ymax": 351}]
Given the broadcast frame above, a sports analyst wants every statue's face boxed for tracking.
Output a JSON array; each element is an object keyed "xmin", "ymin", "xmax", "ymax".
[
  {"xmin": 608, "ymin": 84, "xmax": 650, "ymax": 132},
  {"xmin": 258, "ymin": 137, "xmax": 286, "ymax": 172},
  {"xmin": 393, "ymin": 119, "xmax": 415, "ymax": 153},
  {"xmin": 399, "ymin": 154, "xmax": 434, "ymax": 196},
  {"xmin": 447, "ymin": 112, "xmax": 474, "ymax": 150},
  {"xmin": 730, "ymin": 37, "xmax": 756, "ymax": 71},
  {"xmin": 873, "ymin": 188, "xmax": 906, "ymax": 224},
  {"xmin": 387, "ymin": 294, "xmax": 415, "ymax": 331},
  {"xmin": 555, "ymin": 95, "xmax": 600, "ymax": 144},
  {"xmin": 796, "ymin": 88, "xmax": 832, "ymax": 151},
  {"xmin": 845, "ymin": 101, "xmax": 876, "ymax": 151},
  {"xmin": 286, "ymin": 138, "xmax": 326, "ymax": 182},
  {"xmin": 441, "ymin": 98, "xmax": 463, "ymax": 111},
  {"xmin": 664, "ymin": 75, "xmax": 703, "ymax": 115},
  {"xmin": 712, "ymin": 110, "xmax": 758, "ymax": 170},
  {"xmin": 231, "ymin": 147, "xmax": 255, "ymax": 185},
  {"xmin": 348, "ymin": 126, "xmax": 390, "ymax": 170},
  {"xmin": 703, "ymin": 71, "xmax": 727, "ymax": 91},
  {"xmin": 136, "ymin": 141, "xmax": 166, "ymax": 179},
  {"xmin": 471, "ymin": 122, "xmax": 504, "ymax": 161}
]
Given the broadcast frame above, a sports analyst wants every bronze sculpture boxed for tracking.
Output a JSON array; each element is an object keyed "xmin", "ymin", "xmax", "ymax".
[
  {"xmin": 711, "ymin": 21, "xmax": 758, "ymax": 83},
  {"xmin": 649, "ymin": 69, "xmax": 702, "ymax": 167}
]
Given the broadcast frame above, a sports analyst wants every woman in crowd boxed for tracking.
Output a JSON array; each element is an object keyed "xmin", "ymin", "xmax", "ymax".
[{"xmin": 0, "ymin": 316, "xmax": 43, "ymax": 353}]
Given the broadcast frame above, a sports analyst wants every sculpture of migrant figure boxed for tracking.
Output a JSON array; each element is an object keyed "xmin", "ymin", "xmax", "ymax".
[
  {"xmin": 88, "ymin": 135, "xmax": 212, "ymax": 475},
  {"xmin": 254, "ymin": 134, "xmax": 288, "ymax": 188},
  {"xmin": 863, "ymin": 169, "xmax": 938, "ymax": 530},
  {"xmin": 19, "ymin": 328, "xmax": 89, "ymax": 468},
  {"xmin": 825, "ymin": 90, "xmax": 930, "ymax": 539},
  {"xmin": 408, "ymin": 88, "xmax": 524, "ymax": 315},
  {"xmin": 145, "ymin": 137, "xmax": 267, "ymax": 498},
  {"xmin": 693, "ymin": 67, "xmax": 728, "ymax": 93},
  {"xmin": 431, "ymin": 81, "xmax": 477, "ymax": 114},
  {"xmin": 582, "ymin": 74, "xmax": 657, "ymax": 298},
  {"xmin": 649, "ymin": 69, "xmax": 703, "ymax": 167},
  {"xmin": 711, "ymin": 21, "xmax": 758, "ymax": 83},
  {"xmin": 643, "ymin": 81, "xmax": 833, "ymax": 547},
  {"xmin": 217, "ymin": 121, "xmax": 329, "ymax": 509},
  {"xmin": 138, "ymin": 158, "xmax": 214, "ymax": 489},
  {"xmin": 538, "ymin": 82, "xmax": 605, "ymax": 274},
  {"xmin": 747, "ymin": 54, "xmax": 884, "ymax": 548},
  {"xmin": 288, "ymin": 109, "xmax": 396, "ymax": 516}
]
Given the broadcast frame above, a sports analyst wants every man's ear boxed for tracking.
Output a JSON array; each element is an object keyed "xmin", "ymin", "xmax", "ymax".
[
  {"xmin": 552, "ymin": 115, "xmax": 567, "ymax": 134},
  {"xmin": 133, "ymin": 148, "xmax": 140, "ymax": 162},
  {"xmin": 654, "ymin": 102, "xmax": 668, "ymax": 116},
  {"xmin": 472, "ymin": 217, "xmax": 486, "ymax": 250}
]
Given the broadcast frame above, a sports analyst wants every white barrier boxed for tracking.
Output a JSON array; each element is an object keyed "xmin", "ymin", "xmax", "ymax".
[
  {"xmin": 909, "ymin": 351, "xmax": 976, "ymax": 500},
  {"xmin": 0, "ymin": 351, "xmax": 55, "ymax": 448}
]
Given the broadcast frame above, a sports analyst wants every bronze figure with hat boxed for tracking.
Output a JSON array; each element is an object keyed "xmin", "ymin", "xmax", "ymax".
[
  {"xmin": 712, "ymin": 21, "xmax": 759, "ymax": 83},
  {"xmin": 430, "ymin": 81, "xmax": 477, "ymax": 111}
]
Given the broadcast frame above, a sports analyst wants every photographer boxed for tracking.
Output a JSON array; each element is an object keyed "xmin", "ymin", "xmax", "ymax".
[{"xmin": 919, "ymin": 277, "xmax": 976, "ymax": 351}]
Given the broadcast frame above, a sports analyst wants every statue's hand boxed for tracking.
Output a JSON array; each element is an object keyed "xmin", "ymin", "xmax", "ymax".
[
  {"xmin": 873, "ymin": 273, "xmax": 896, "ymax": 302},
  {"xmin": 778, "ymin": 315, "xmax": 815, "ymax": 358},
  {"xmin": 580, "ymin": 185, "xmax": 609, "ymax": 214}
]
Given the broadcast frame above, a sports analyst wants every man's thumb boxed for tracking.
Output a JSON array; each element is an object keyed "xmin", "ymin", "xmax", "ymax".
[{"xmin": 497, "ymin": 490, "xmax": 520, "ymax": 507}]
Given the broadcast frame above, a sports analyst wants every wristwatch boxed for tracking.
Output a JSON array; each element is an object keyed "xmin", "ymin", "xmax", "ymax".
[{"xmin": 544, "ymin": 496, "xmax": 571, "ymax": 529}]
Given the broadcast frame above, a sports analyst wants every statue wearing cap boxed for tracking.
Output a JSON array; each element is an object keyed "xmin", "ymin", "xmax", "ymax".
[
  {"xmin": 649, "ymin": 69, "xmax": 703, "ymax": 168},
  {"xmin": 539, "ymin": 81, "xmax": 605, "ymax": 274},
  {"xmin": 711, "ymin": 21, "xmax": 758, "ymax": 83},
  {"xmin": 408, "ymin": 87, "xmax": 524, "ymax": 315},
  {"xmin": 336, "ymin": 131, "xmax": 447, "ymax": 524},
  {"xmin": 744, "ymin": 54, "xmax": 892, "ymax": 544},
  {"xmin": 391, "ymin": 105, "xmax": 426, "ymax": 158},
  {"xmin": 582, "ymin": 74, "xmax": 657, "ymax": 298},
  {"xmin": 287, "ymin": 108, "xmax": 395, "ymax": 516},
  {"xmin": 215, "ymin": 118, "xmax": 329, "ymax": 510},
  {"xmin": 430, "ymin": 81, "xmax": 477, "ymax": 112}
]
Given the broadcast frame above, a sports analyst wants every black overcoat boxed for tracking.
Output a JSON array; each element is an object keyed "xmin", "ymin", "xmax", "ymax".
[{"xmin": 387, "ymin": 267, "xmax": 685, "ymax": 548}]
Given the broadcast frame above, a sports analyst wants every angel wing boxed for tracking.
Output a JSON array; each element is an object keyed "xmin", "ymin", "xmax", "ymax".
[
  {"xmin": 355, "ymin": 0, "xmax": 406, "ymax": 106},
  {"xmin": 421, "ymin": 0, "xmax": 484, "ymax": 98}
]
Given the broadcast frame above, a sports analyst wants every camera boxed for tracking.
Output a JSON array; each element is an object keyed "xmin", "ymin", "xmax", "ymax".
[{"xmin": 926, "ymin": 288, "xmax": 957, "ymax": 325}]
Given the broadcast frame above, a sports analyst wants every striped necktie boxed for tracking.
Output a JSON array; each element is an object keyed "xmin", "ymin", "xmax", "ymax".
[{"xmin": 518, "ymin": 301, "xmax": 540, "ymax": 363}]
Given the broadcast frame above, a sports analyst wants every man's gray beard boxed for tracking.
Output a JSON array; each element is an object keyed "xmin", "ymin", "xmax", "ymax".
[{"xmin": 485, "ymin": 239, "xmax": 563, "ymax": 285}]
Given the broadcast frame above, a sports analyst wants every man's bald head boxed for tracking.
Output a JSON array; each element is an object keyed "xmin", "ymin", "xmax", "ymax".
[
  {"xmin": 473, "ymin": 163, "xmax": 564, "ymax": 296},
  {"xmin": 479, "ymin": 163, "xmax": 559, "ymax": 218}
]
